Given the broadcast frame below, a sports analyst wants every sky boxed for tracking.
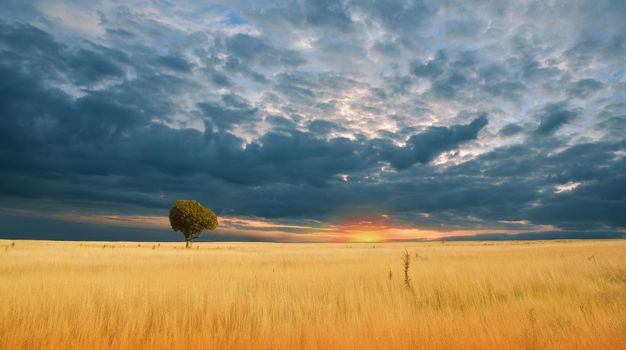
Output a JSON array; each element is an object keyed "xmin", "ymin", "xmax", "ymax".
[{"xmin": 0, "ymin": 0, "xmax": 625, "ymax": 242}]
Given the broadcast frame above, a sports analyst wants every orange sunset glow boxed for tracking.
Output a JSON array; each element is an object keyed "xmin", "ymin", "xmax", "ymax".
[
  {"xmin": 2, "ymin": 208, "xmax": 558, "ymax": 243},
  {"xmin": 333, "ymin": 215, "xmax": 395, "ymax": 242}
]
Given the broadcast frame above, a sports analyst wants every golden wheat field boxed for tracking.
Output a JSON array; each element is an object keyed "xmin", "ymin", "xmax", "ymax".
[{"xmin": 0, "ymin": 239, "xmax": 625, "ymax": 350}]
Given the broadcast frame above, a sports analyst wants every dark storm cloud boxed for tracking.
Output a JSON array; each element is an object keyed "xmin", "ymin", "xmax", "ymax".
[
  {"xmin": 0, "ymin": 22, "xmax": 127, "ymax": 85},
  {"xmin": 534, "ymin": 102, "xmax": 579, "ymax": 136},
  {"xmin": 199, "ymin": 94, "xmax": 258, "ymax": 131},
  {"xmin": 157, "ymin": 55, "xmax": 192, "ymax": 72},
  {"xmin": 410, "ymin": 50, "xmax": 527, "ymax": 101},
  {"xmin": 308, "ymin": 120, "xmax": 346, "ymax": 135},
  {"xmin": 381, "ymin": 115, "xmax": 488, "ymax": 170},
  {"xmin": 499, "ymin": 124, "xmax": 524, "ymax": 137},
  {"xmin": 410, "ymin": 51, "xmax": 448, "ymax": 78},
  {"xmin": 596, "ymin": 114, "xmax": 626, "ymax": 140},
  {"xmin": 0, "ymin": 34, "xmax": 489, "ymax": 196},
  {"xmin": 0, "ymin": 213, "xmax": 172, "ymax": 241},
  {"xmin": 0, "ymin": 21, "xmax": 63, "ymax": 57},
  {"xmin": 0, "ymin": 0, "xmax": 625, "ymax": 241}
]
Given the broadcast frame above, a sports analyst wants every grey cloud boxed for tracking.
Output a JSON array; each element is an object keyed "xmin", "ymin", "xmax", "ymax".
[
  {"xmin": 210, "ymin": 71, "xmax": 233, "ymax": 86},
  {"xmin": 567, "ymin": 79, "xmax": 605, "ymax": 98},
  {"xmin": 430, "ymin": 73, "xmax": 468, "ymax": 99},
  {"xmin": 445, "ymin": 19, "xmax": 485, "ymax": 38},
  {"xmin": 0, "ymin": 47, "xmax": 492, "ymax": 195},
  {"xmin": 223, "ymin": 56, "xmax": 268, "ymax": 83},
  {"xmin": 352, "ymin": 0, "xmax": 433, "ymax": 33},
  {"xmin": 596, "ymin": 115, "xmax": 626, "ymax": 140},
  {"xmin": 371, "ymin": 41, "xmax": 401, "ymax": 57},
  {"xmin": 266, "ymin": 115, "xmax": 298, "ymax": 130},
  {"xmin": 520, "ymin": 60, "xmax": 562, "ymax": 82},
  {"xmin": 302, "ymin": 0, "xmax": 353, "ymax": 30},
  {"xmin": 499, "ymin": 124, "xmax": 524, "ymax": 137},
  {"xmin": 0, "ymin": 21, "xmax": 63, "ymax": 56},
  {"xmin": 0, "ymin": 21, "xmax": 127, "ymax": 85},
  {"xmin": 198, "ymin": 94, "xmax": 258, "ymax": 131},
  {"xmin": 382, "ymin": 115, "xmax": 488, "ymax": 170},
  {"xmin": 67, "ymin": 49, "xmax": 125, "ymax": 84},
  {"xmin": 308, "ymin": 120, "xmax": 347, "ymax": 135},
  {"xmin": 534, "ymin": 102, "xmax": 579, "ymax": 136},
  {"xmin": 411, "ymin": 51, "xmax": 447, "ymax": 78},
  {"xmin": 411, "ymin": 50, "xmax": 526, "ymax": 101},
  {"xmin": 157, "ymin": 55, "xmax": 192, "ymax": 72},
  {"xmin": 225, "ymin": 33, "xmax": 305, "ymax": 66}
]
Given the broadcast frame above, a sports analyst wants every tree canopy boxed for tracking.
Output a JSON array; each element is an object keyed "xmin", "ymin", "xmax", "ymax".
[{"xmin": 169, "ymin": 200, "xmax": 218, "ymax": 247}]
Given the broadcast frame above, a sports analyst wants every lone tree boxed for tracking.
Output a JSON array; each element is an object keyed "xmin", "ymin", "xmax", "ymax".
[{"xmin": 169, "ymin": 200, "xmax": 218, "ymax": 248}]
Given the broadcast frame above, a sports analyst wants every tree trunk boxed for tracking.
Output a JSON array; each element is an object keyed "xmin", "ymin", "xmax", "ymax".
[{"xmin": 185, "ymin": 238, "xmax": 191, "ymax": 248}]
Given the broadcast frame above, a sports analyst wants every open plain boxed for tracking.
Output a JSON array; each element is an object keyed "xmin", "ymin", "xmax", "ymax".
[{"xmin": 0, "ymin": 239, "xmax": 624, "ymax": 350}]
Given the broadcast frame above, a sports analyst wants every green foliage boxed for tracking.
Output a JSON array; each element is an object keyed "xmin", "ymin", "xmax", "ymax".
[{"xmin": 169, "ymin": 200, "xmax": 218, "ymax": 247}]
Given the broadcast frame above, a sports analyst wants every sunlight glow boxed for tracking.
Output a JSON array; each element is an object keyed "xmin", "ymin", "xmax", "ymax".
[
  {"xmin": 555, "ymin": 182, "xmax": 581, "ymax": 193},
  {"xmin": 3, "ymin": 209, "xmax": 555, "ymax": 243}
]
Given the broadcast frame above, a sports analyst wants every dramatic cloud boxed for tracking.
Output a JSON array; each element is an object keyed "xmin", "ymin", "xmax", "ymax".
[
  {"xmin": 0, "ymin": 0, "xmax": 624, "ymax": 241},
  {"xmin": 534, "ymin": 102, "xmax": 579, "ymax": 136}
]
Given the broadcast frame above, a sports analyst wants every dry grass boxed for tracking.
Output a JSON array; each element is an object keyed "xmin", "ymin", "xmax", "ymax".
[{"xmin": 0, "ymin": 239, "xmax": 625, "ymax": 349}]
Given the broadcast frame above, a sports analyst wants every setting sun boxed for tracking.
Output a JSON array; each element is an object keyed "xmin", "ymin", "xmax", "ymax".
[
  {"xmin": 334, "ymin": 215, "xmax": 394, "ymax": 242},
  {"xmin": 348, "ymin": 230, "xmax": 384, "ymax": 242}
]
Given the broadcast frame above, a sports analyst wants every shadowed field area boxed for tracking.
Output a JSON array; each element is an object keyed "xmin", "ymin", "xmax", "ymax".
[{"xmin": 0, "ymin": 239, "xmax": 624, "ymax": 349}]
